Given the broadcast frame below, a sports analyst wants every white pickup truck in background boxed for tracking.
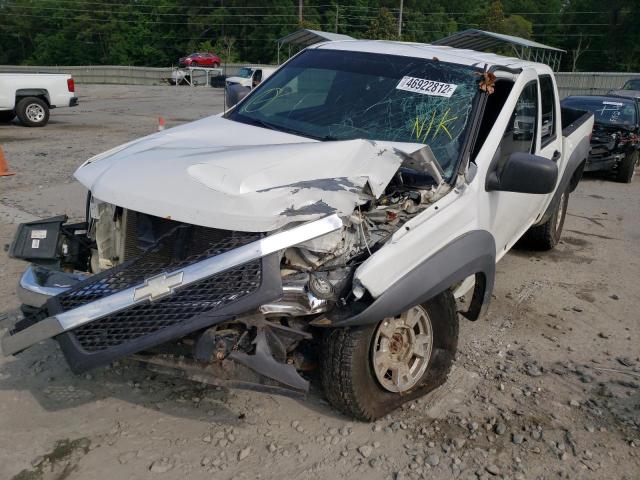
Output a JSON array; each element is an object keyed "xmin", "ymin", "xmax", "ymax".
[
  {"xmin": 0, "ymin": 73, "xmax": 79, "ymax": 127},
  {"xmin": 225, "ymin": 66, "xmax": 276, "ymax": 107}
]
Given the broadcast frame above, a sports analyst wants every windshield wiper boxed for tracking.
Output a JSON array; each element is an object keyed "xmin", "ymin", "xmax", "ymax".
[
  {"xmin": 242, "ymin": 116, "xmax": 328, "ymax": 140},
  {"xmin": 244, "ymin": 117, "xmax": 280, "ymax": 132}
]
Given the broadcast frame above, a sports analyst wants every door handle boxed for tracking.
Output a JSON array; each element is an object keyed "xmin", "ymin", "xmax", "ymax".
[{"xmin": 551, "ymin": 150, "xmax": 561, "ymax": 162}]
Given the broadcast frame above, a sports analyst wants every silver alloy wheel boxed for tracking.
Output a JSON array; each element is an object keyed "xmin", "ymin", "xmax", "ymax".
[
  {"xmin": 556, "ymin": 192, "xmax": 566, "ymax": 231},
  {"xmin": 25, "ymin": 103, "xmax": 45, "ymax": 123},
  {"xmin": 371, "ymin": 305, "xmax": 433, "ymax": 393}
]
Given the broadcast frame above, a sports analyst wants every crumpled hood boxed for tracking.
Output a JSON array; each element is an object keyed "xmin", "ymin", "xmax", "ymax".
[{"xmin": 74, "ymin": 115, "xmax": 407, "ymax": 232}]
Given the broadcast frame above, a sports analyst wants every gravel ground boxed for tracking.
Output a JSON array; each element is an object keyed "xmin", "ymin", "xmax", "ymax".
[{"xmin": 0, "ymin": 85, "xmax": 638, "ymax": 480}]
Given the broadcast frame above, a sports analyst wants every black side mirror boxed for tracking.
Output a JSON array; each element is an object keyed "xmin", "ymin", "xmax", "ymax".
[{"xmin": 486, "ymin": 152, "xmax": 558, "ymax": 194}]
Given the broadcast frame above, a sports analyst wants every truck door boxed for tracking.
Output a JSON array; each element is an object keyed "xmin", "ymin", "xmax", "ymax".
[
  {"xmin": 533, "ymin": 74, "xmax": 564, "ymax": 221},
  {"xmin": 482, "ymin": 70, "xmax": 549, "ymax": 255}
]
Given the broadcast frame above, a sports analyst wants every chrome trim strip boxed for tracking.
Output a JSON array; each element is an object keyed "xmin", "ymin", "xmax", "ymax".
[
  {"xmin": 2, "ymin": 214, "xmax": 343, "ymax": 356},
  {"xmin": 56, "ymin": 214, "xmax": 342, "ymax": 331},
  {"xmin": 1, "ymin": 317, "xmax": 65, "ymax": 355}
]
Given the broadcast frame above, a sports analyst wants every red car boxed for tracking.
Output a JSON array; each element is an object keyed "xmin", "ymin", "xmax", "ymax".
[{"xmin": 178, "ymin": 52, "xmax": 221, "ymax": 68}]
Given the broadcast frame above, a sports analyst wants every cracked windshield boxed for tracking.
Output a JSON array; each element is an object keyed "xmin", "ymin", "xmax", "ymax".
[{"xmin": 227, "ymin": 49, "xmax": 480, "ymax": 178}]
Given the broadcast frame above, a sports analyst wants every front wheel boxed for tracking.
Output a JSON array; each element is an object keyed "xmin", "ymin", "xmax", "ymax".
[
  {"xmin": 523, "ymin": 187, "xmax": 569, "ymax": 250},
  {"xmin": 15, "ymin": 97, "xmax": 49, "ymax": 127},
  {"xmin": 616, "ymin": 150, "xmax": 637, "ymax": 183},
  {"xmin": 320, "ymin": 290, "xmax": 458, "ymax": 421}
]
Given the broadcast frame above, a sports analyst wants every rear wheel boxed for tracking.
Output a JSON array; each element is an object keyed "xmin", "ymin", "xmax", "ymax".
[
  {"xmin": 212, "ymin": 62, "xmax": 220, "ymax": 68},
  {"xmin": 320, "ymin": 290, "xmax": 458, "ymax": 421},
  {"xmin": 616, "ymin": 151, "xmax": 637, "ymax": 183},
  {"xmin": 523, "ymin": 187, "xmax": 569, "ymax": 250},
  {"xmin": 0, "ymin": 110, "xmax": 16, "ymax": 123},
  {"xmin": 15, "ymin": 97, "xmax": 49, "ymax": 127}
]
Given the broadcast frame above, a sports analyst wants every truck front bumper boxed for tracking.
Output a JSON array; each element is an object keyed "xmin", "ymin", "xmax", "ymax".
[
  {"xmin": 585, "ymin": 153, "xmax": 623, "ymax": 172},
  {"xmin": 18, "ymin": 265, "xmax": 88, "ymax": 308},
  {"xmin": 2, "ymin": 215, "xmax": 342, "ymax": 372}
]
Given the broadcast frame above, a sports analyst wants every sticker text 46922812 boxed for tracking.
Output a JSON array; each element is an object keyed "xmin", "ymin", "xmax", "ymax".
[{"xmin": 396, "ymin": 76, "xmax": 458, "ymax": 98}]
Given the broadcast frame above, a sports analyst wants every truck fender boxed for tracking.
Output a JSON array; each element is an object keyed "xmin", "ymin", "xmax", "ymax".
[
  {"xmin": 323, "ymin": 230, "xmax": 496, "ymax": 327},
  {"xmin": 535, "ymin": 134, "xmax": 590, "ymax": 226},
  {"xmin": 15, "ymin": 88, "xmax": 51, "ymax": 106}
]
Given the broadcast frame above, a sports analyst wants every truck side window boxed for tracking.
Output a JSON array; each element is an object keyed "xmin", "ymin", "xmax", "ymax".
[
  {"xmin": 472, "ymin": 79, "xmax": 513, "ymax": 159},
  {"xmin": 496, "ymin": 81, "xmax": 538, "ymax": 170},
  {"xmin": 539, "ymin": 75, "xmax": 556, "ymax": 144}
]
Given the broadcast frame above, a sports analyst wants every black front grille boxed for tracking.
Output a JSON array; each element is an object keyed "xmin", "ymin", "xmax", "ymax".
[
  {"xmin": 45, "ymin": 213, "xmax": 267, "ymax": 354},
  {"xmin": 55, "ymin": 231, "xmax": 262, "ymax": 312},
  {"xmin": 70, "ymin": 259, "xmax": 262, "ymax": 351}
]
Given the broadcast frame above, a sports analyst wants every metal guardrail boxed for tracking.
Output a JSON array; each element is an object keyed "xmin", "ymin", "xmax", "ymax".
[
  {"xmin": 555, "ymin": 72, "xmax": 639, "ymax": 98},
  {"xmin": 0, "ymin": 66, "xmax": 637, "ymax": 96},
  {"xmin": 0, "ymin": 64, "xmax": 274, "ymax": 86}
]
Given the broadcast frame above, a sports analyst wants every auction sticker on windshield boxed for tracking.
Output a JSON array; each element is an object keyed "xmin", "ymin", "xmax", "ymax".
[{"xmin": 396, "ymin": 76, "xmax": 458, "ymax": 98}]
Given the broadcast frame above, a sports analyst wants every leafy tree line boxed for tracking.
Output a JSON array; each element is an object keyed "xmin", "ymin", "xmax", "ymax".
[{"xmin": 0, "ymin": 0, "xmax": 637, "ymax": 72}]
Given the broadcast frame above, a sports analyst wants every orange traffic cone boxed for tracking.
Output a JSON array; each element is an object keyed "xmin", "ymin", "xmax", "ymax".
[
  {"xmin": 0, "ymin": 145, "xmax": 15, "ymax": 176},
  {"xmin": 158, "ymin": 117, "xmax": 166, "ymax": 131}
]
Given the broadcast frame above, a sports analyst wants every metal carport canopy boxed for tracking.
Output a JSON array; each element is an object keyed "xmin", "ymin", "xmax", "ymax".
[
  {"xmin": 433, "ymin": 29, "xmax": 565, "ymax": 53},
  {"xmin": 278, "ymin": 29, "xmax": 354, "ymax": 48},
  {"xmin": 433, "ymin": 29, "xmax": 565, "ymax": 70},
  {"xmin": 277, "ymin": 29, "xmax": 354, "ymax": 63}
]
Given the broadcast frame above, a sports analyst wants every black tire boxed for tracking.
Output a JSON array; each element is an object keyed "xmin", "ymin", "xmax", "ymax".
[
  {"xmin": 15, "ymin": 96, "xmax": 49, "ymax": 127},
  {"xmin": 616, "ymin": 150, "xmax": 637, "ymax": 183},
  {"xmin": 523, "ymin": 187, "xmax": 569, "ymax": 250},
  {"xmin": 320, "ymin": 290, "xmax": 459, "ymax": 421},
  {"xmin": 0, "ymin": 110, "xmax": 16, "ymax": 123},
  {"xmin": 212, "ymin": 62, "xmax": 220, "ymax": 68}
]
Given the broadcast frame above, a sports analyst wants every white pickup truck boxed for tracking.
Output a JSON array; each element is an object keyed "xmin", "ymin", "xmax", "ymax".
[
  {"xmin": 225, "ymin": 66, "xmax": 276, "ymax": 89},
  {"xmin": 3, "ymin": 41, "xmax": 593, "ymax": 420},
  {"xmin": 225, "ymin": 66, "xmax": 277, "ymax": 107},
  {"xmin": 0, "ymin": 73, "xmax": 78, "ymax": 127}
]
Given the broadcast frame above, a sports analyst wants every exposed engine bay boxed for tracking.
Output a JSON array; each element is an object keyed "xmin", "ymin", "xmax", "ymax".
[{"xmin": 86, "ymin": 142, "xmax": 451, "ymax": 312}]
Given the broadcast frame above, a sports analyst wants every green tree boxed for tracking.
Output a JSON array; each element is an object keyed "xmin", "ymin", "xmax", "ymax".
[
  {"xmin": 365, "ymin": 8, "xmax": 398, "ymax": 40},
  {"xmin": 0, "ymin": 0, "xmax": 636, "ymax": 71},
  {"xmin": 502, "ymin": 14, "xmax": 532, "ymax": 38},
  {"xmin": 481, "ymin": 1, "xmax": 506, "ymax": 32}
]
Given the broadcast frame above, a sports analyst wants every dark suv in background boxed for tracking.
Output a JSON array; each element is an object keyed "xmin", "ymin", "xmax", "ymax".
[{"xmin": 561, "ymin": 95, "xmax": 639, "ymax": 183}]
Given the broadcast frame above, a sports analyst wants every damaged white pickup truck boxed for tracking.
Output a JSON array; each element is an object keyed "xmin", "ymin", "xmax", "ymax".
[{"xmin": 3, "ymin": 41, "xmax": 594, "ymax": 420}]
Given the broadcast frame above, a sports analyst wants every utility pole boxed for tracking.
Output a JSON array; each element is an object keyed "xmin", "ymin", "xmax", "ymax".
[
  {"xmin": 398, "ymin": 0, "xmax": 403, "ymax": 38},
  {"xmin": 335, "ymin": 4, "xmax": 339, "ymax": 33},
  {"xmin": 299, "ymin": 0, "xmax": 303, "ymax": 23}
]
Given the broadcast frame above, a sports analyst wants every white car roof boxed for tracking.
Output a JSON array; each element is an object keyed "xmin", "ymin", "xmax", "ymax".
[{"xmin": 310, "ymin": 39, "xmax": 552, "ymax": 75}]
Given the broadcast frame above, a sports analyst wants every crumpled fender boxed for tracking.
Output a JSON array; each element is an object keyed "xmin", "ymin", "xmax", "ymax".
[{"xmin": 319, "ymin": 230, "xmax": 496, "ymax": 327}]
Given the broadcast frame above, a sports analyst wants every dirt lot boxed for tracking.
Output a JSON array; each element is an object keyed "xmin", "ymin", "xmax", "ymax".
[{"xmin": 0, "ymin": 85, "xmax": 638, "ymax": 480}]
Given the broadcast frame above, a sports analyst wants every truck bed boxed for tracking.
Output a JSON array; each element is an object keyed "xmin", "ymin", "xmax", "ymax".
[{"xmin": 561, "ymin": 106, "xmax": 592, "ymax": 137}]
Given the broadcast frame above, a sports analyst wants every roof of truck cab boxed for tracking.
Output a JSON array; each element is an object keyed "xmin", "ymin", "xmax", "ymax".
[{"xmin": 309, "ymin": 40, "xmax": 552, "ymax": 74}]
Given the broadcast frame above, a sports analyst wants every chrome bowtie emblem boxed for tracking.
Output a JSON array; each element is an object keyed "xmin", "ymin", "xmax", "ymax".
[{"xmin": 133, "ymin": 271, "xmax": 184, "ymax": 302}]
